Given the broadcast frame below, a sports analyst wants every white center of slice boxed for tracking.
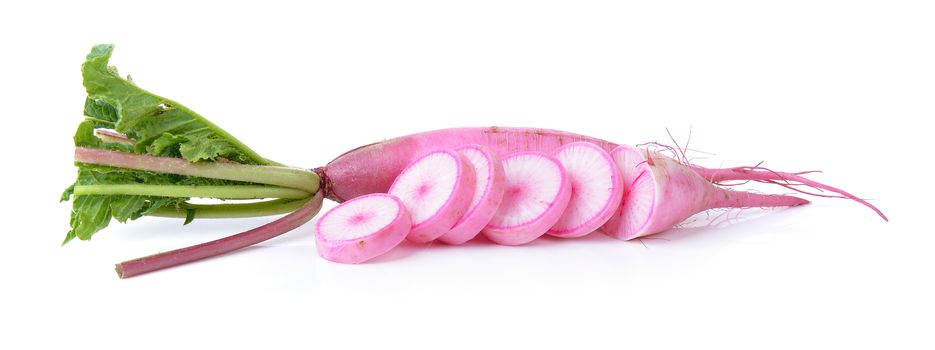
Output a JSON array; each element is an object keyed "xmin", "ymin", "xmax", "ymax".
[
  {"xmin": 550, "ymin": 145, "xmax": 615, "ymax": 231},
  {"xmin": 318, "ymin": 195, "xmax": 400, "ymax": 241},
  {"xmin": 389, "ymin": 152, "xmax": 459, "ymax": 224},
  {"xmin": 488, "ymin": 154, "xmax": 563, "ymax": 228}
]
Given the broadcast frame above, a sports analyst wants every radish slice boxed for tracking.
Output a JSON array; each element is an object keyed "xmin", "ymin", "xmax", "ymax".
[
  {"xmin": 437, "ymin": 145, "xmax": 505, "ymax": 245},
  {"xmin": 547, "ymin": 142, "xmax": 624, "ymax": 238},
  {"xmin": 315, "ymin": 193, "xmax": 412, "ymax": 264},
  {"xmin": 389, "ymin": 149, "xmax": 476, "ymax": 243},
  {"xmin": 601, "ymin": 145, "xmax": 655, "ymax": 239},
  {"xmin": 481, "ymin": 152, "xmax": 572, "ymax": 245}
]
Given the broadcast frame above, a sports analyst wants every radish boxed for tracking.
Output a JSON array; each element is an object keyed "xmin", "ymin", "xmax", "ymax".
[
  {"xmin": 437, "ymin": 145, "xmax": 505, "ymax": 245},
  {"xmin": 546, "ymin": 142, "xmax": 624, "ymax": 238},
  {"xmin": 601, "ymin": 145, "xmax": 853, "ymax": 240},
  {"xmin": 388, "ymin": 149, "xmax": 476, "ymax": 243},
  {"xmin": 315, "ymin": 193, "xmax": 411, "ymax": 264},
  {"xmin": 66, "ymin": 45, "xmax": 887, "ymax": 277},
  {"xmin": 481, "ymin": 152, "xmax": 572, "ymax": 245}
]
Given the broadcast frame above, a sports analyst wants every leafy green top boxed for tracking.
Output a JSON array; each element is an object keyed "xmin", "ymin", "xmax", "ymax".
[
  {"xmin": 62, "ymin": 45, "xmax": 305, "ymax": 244},
  {"xmin": 81, "ymin": 44, "xmax": 272, "ymax": 164}
]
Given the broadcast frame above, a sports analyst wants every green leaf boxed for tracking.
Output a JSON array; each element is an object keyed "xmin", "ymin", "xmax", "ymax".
[
  {"xmin": 183, "ymin": 209, "xmax": 196, "ymax": 226},
  {"xmin": 81, "ymin": 44, "xmax": 271, "ymax": 165}
]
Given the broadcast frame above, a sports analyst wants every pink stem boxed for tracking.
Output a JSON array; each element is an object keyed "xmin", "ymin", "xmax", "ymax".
[
  {"xmin": 115, "ymin": 191, "xmax": 324, "ymax": 278},
  {"xmin": 692, "ymin": 166, "xmax": 888, "ymax": 221}
]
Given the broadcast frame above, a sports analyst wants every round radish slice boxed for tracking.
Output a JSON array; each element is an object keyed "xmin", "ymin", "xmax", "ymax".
[
  {"xmin": 601, "ymin": 145, "xmax": 655, "ymax": 240},
  {"xmin": 547, "ymin": 142, "xmax": 624, "ymax": 238},
  {"xmin": 389, "ymin": 149, "xmax": 476, "ymax": 243},
  {"xmin": 481, "ymin": 152, "xmax": 572, "ymax": 246},
  {"xmin": 315, "ymin": 193, "xmax": 412, "ymax": 264},
  {"xmin": 437, "ymin": 145, "xmax": 505, "ymax": 245}
]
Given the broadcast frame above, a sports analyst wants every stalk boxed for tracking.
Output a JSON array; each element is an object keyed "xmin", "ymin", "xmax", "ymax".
[
  {"xmin": 116, "ymin": 191, "xmax": 324, "ymax": 278},
  {"xmin": 74, "ymin": 147, "xmax": 318, "ymax": 193},
  {"xmin": 149, "ymin": 198, "xmax": 309, "ymax": 218},
  {"xmin": 73, "ymin": 184, "xmax": 308, "ymax": 199}
]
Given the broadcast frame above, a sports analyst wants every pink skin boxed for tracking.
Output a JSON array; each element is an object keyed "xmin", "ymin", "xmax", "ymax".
[
  {"xmin": 315, "ymin": 193, "xmax": 412, "ymax": 264},
  {"xmin": 437, "ymin": 145, "xmax": 506, "ymax": 245},
  {"xmin": 602, "ymin": 146, "xmax": 810, "ymax": 240},
  {"xmin": 547, "ymin": 142, "xmax": 624, "ymax": 238},
  {"xmin": 317, "ymin": 127, "xmax": 614, "ymax": 202},
  {"xmin": 481, "ymin": 152, "xmax": 572, "ymax": 246},
  {"xmin": 388, "ymin": 149, "xmax": 476, "ymax": 243}
]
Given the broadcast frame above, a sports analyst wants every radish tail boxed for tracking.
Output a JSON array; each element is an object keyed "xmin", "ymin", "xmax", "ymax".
[{"xmin": 692, "ymin": 166, "xmax": 888, "ymax": 221}]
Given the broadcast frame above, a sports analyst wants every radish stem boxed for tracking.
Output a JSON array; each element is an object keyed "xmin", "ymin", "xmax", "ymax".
[
  {"xmin": 115, "ymin": 191, "xmax": 324, "ymax": 278},
  {"xmin": 148, "ymin": 198, "xmax": 310, "ymax": 218},
  {"xmin": 73, "ymin": 184, "xmax": 308, "ymax": 199},
  {"xmin": 75, "ymin": 147, "xmax": 318, "ymax": 193}
]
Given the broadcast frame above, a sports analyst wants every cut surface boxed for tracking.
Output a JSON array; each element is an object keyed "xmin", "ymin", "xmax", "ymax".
[
  {"xmin": 487, "ymin": 153, "xmax": 566, "ymax": 229},
  {"xmin": 438, "ymin": 145, "xmax": 505, "ymax": 245},
  {"xmin": 315, "ymin": 193, "xmax": 412, "ymax": 264},
  {"xmin": 389, "ymin": 151, "xmax": 460, "ymax": 225},
  {"xmin": 458, "ymin": 147, "xmax": 492, "ymax": 221},
  {"xmin": 548, "ymin": 142, "xmax": 622, "ymax": 237},
  {"xmin": 602, "ymin": 146, "xmax": 656, "ymax": 239},
  {"xmin": 317, "ymin": 194, "xmax": 402, "ymax": 241}
]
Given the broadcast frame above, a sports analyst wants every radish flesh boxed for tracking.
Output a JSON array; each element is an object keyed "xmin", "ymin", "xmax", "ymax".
[
  {"xmin": 437, "ymin": 145, "xmax": 505, "ymax": 245},
  {"xmin": 482, "ymin": 152, "xmax": 572, "ymax": 246},
  {"xmin": 388, "ymin": 149, "xmax": 476, "ymax": 243},
  {"xmin": 547, "ymin": 142, "xmax": 624, "ymax": 238},
  {"xmin": 315, "ymin": 193, "xmax": 411, "ymax": 264}
]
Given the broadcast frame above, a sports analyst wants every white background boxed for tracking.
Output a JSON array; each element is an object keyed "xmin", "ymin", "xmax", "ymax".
[{"xmin": 1, "ymin": 1, "xmax": 932, "ymax": 349}]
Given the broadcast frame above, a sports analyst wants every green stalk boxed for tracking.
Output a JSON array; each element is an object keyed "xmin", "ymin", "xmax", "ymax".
[
  {"xmin": 149, "ymin": 198, "xmax": 310, "ymax": 218},
  {"xmin": 73, "ymin": 184, "xmax": 308, "ymax": 199},
  {"xmin": 75, "ymin": 147, "xmax": 318, "ymax": 193}
]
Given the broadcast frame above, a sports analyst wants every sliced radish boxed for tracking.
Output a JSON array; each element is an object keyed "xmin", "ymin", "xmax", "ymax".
[
  {"xmin": 315, "ymin": 193, "xmax": 412, "ymax": 264},
  {"xmin": 601, "ymin": 145, "xmax": 655, "ymax": 240},
  {"xmin": 481, "ymin": 152, "xmax": 571, "ymax": 245},
  {"xmin": 547, "ymin": 142, "xmax": 624, "ymax": 238},
  {"xmin": 437, "ymin": 145, "xmax": 505, "ymax": 245},
  {"xmin": 389, "ymin": 149, "xmax": 476, "ymax": 243}
]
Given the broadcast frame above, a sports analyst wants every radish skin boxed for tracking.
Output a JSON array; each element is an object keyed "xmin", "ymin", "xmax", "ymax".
[
  {"xmin": 315, "ymin": 193, "xmax": 411, "ymax": 264},
  {"xmin": 481, "ymin": 152, "xmax": 572, "ymax": 245},
  {"xmin": 547, "ymin": 142, "xmax": 624, "ymax": 238},
  {"xmin": 388, "ymin": 149, "xmax": 476, "ymax": 243},
  {"xmin": 317, "ymin": 127, "xmax": 613, "ymax": 202},
  {"xmin": 437, "ymin": 145, "xmax": 505, "ymax": 245}
]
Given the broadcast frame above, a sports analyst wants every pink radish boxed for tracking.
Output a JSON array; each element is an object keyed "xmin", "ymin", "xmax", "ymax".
[
  {"xmin": 315, "ymin": 193, "xmax": 412, "ymax": 264},
  {"xmin": 481, "ymin": 152, "xmax": 572, "ymax": 245},
  {"xmin": 602, "ymin": 146, "xmax": 830, "ymax": 240},
  {"xmin": 388, "ymin": 149, "xmax": 476, "ymax": 243},
  {"xmin": 437, "ymin": 145, "xmax": 506, "ymax": 245},
  {"xmin": 547, "ymin": 142, "xmax": 624, "ymax": 238}
]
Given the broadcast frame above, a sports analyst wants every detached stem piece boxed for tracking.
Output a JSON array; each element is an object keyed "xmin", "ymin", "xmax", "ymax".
[
  {"xmin": 116, "ymin": 191, "xmax": 324, "ymax": 278},
  {"xmin": 75, "ymin": 147, "xmax": 319, "ymax": 193}
]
